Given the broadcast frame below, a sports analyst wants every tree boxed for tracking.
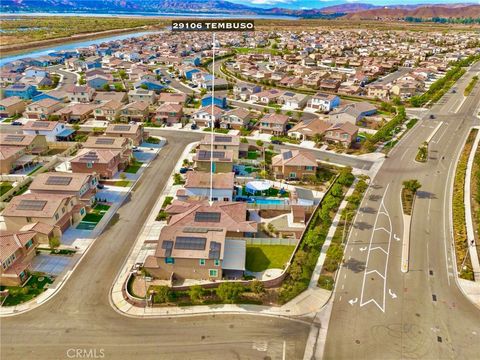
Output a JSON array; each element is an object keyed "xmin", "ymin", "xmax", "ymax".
[
  {"xmin": 250, "ymin": 280, "xmax": 265, "ymax": 294},
  {"xmin": 256, "ymin": 139, "xmax": 264, "ymax": 147},
  {"xmin": 188, "ymin": 285, "xmax": 204, "ymax": 302},
  {"xmin": 102, "ymin": 83, "xmax": 110, "ymax": 91},
  {"xmin": 120, "ymin": 173, "xmax": 127, "ymax": 181},
  {"xmin": 216, "ymin": 282, "xmax": 245, "ymax": 303},
  {"xmin": 403, "ymin": 179, "xmax": 422, "ymax": 193},
  {"xmin": 49, "ymin": 236, "xmax": 60, "ymax": 249}
]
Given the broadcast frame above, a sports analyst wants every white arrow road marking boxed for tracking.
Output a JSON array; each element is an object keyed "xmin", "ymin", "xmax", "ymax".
[
  {"xmin": 394, "ymin": 234, "xmax": 400, "ymax": 241},
  {"xmin": 360, "ymin": 247, "xmax": 367, "ymax": 252},
  {"xmin": 349, "ymin": 298, "xmax": 358, "ymax": 306},
  {"xmin": 388, "ymin": 289, "xmax": 397, "ymax": 299}
]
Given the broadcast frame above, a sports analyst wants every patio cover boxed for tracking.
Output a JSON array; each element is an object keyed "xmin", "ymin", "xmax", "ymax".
[{"xmin": 246, "ymin": 180, "xmax": 271, "ymax": 193}]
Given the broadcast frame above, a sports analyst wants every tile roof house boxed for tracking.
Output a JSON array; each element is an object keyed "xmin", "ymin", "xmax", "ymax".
[
  {"xmin": 22, "ymin": 120, "xmax": 68, "ymax": 142},
  {"xmin": 24, "ymin": 98, "xmax": 64, "ymax": 120},
  {"xmin": 157, "ymin": 92, "xmax": 187, "ymax": 105},
  {"xmin": 2, "ymin": 193, "xmax": 85, "ymax": 237},
  {"xmin": 306, "ymin": 93, "xmax": 340, "ymax": 112},
  {"xmin": 119, "ymin": 101, "xmax": 149, "ymax": 123},
  {"xmin": 324, "ymin": 122, "xmax": 359, "ymax": 147},
  {"xmin": 128, "ymin": 88, "xmax": 156, "ymax": 105},
  {"xmin": 288, "ymin": 118, "xmax": 332, "ymax": 141},
  {"xmin": 54, "ymin": 103, "xmax": 97, "ymax": 123},
  {"xmin": 198, "ymin": 134, "xmax": 241, "ymax": 160},
  {"xmin": 220, "ymin": 108, "xmax": 254, "ymax": 130},
  {"xmin": 144, "ymin": 200, "xmax": 255, "ymax": 281},
  {"xmin": 154, "ymin": 103, "xmax": 183, "ymax": 125},
  {"xmin": 192, "ymin": 105, "xmax": 224, "ymax": 128},
  {"xmin": 0, "ymin": 229, "xmax": 38, "ymax": 286},
  {"xmin": 0, "ymin": 133, "xmax": 48, "ymax": 154},
  {"xmin": 93, "ymin": 100, "xmax": 123, "ymax": 122},
  {"xmin": 181, "ymin": 171, "xmax": 235, "ymax": 202},
  {"xmin": 29, "ymin": 172, "xmax": 99, "ymax": 207},
  {"xmin": 105, "ymin": 123, "xmax": 145, "ymax": 146},
  {"xmin": 67, "ymin": 85, "xmax": 95, "ymax": 103},
  {"xmin": 70, "ymin": 148, "xmax": 122, "ymax": 179},
  {"xmin": 0, "ymin": 96, "xmax": 26, "ymax": 118},
  {"xmin": 0, "ymin": 146, "xmax": 26, "ymax": 174},
  {"xmin": 258, "ymin": 113, "xmax": 289, "ymax": 135},
  {"xmin": 272, "ymin": 149, "xmax": 318, "ymax": 180},
  {"xmin": 194, "ymin": 149, "xmax": 234, "ymax": 174}
]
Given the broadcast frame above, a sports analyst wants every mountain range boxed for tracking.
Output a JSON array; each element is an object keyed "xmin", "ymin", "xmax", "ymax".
[{"xmin": 1, "ymin": 0, "xmax": 479, "ymax": 19}]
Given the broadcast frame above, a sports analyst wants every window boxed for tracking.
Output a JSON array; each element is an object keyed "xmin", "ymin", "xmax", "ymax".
[
  {"xmin": 26, "ymin": 217, "xmax": 32, "ymax": 223},
  {"xmin": 209, "ymin": 269, "xmax": 218, "ymax": 277},
  {"xmin": 87, "ymin": 162, "xmax": 93, "ymax": 168},
  {"xmin": 165, "ymin": 257, "xmax": 175, "ymax": 264},
  {"xmin": 289, "ymin": 172, "xmax": 296, "ymax": 178},
  {"xmin": 306, "ymin": 166, "xmax": 314, "ymax": 171},
  {"xmin": 55, "ymin": 213, "xmax": 59, "ymax": 220},
  {"xmin": 199, "ymin": 259, "xmax": 205, "ymax": 266},
  {"xmin": 214, "ymin": 259, "xmax": 220, "ymax": 267},
  {"xmin": 25, "ymin": 239, "xmax": 33, "ymax": 249}
]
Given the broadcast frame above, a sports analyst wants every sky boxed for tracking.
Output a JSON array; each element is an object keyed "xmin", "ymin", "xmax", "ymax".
[{"xmin": 227, "ymin": 0, "xmax": 477, "ymax": 9}]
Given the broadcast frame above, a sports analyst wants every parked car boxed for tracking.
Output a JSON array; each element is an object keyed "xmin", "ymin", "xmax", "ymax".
[
  {"xmin": 191, "ymin": 123, "xmax": 198, "ymax": 130},
  {"xmin": 429, "ymin": 114, "xmax": 435, "ymax": 119},
  {"xmin": 11, "ymin": 121, "xmax": 22, "ymax": 126},
  {"xmin": 271, "ymin": 139, "xmax": 283, "ymax": 145},
  {"xmin": 96, "ymin": 183, "xmax": 105, "ymax": 189}
]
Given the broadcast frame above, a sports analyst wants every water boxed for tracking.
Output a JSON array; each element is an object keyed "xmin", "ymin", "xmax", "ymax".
[
  {"xmin": 253, "ymin": 198, "xmax": 287, "ymax": 205},
  {"xmin": 0, "ymin": 31, "xmax": 159, "ymax": 66}
]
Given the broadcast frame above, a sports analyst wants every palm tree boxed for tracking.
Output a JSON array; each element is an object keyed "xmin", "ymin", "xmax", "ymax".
[{"xmin": 403, "ymin": 179, "xmax": 422, "ymax": 193}]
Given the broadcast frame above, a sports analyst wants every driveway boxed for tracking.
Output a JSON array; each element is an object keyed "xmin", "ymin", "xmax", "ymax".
[{"xmin": 31, "ymin": 254, "xmax": 73, "ymax": 276}]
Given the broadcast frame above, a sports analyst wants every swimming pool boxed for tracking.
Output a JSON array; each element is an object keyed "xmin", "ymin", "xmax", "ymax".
[{"xmin": 253, "ymin": 198, "xmax": 287, "ymax": 205}]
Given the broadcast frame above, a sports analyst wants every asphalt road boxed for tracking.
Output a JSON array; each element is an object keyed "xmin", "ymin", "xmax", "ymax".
[
  {"xmin": 323, "ymin": 62, "xmax": 480, "ymax": 359},
  {"xmin": 0, "ymin": 131, "xmax": 310, "ymax": 360}
]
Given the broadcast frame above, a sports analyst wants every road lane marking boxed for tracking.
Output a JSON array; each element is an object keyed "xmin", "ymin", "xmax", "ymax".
[
  {"xmin": 394, "ymin": 234, "xmax": 400, "ymax": 241},
  {"xmin": 359, "ymin": 247, "xmax": 367, "ymax": 252},
  {"xmin": 388, "ymin": 289, "xmax": 397, "ymax": 299},
  {"xmin": 348, "ymin": 298, "xmax": 358, "ymax": 306},
  {"xmin": 366, "ymin": 270, "xmax": 386, "ymax": 280},
  {"xmin": 369, "ymin": 246, "xmax": 388, "ymax": 255}
]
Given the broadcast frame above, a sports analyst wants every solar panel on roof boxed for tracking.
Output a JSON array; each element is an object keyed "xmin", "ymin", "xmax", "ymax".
[
  {"xmin": 95, "ymin": 138, "xmax": 115, "ymax": 145},
  {"xmin": 194, "ymin": 212, "xmax": 221, "ymax": 223},
  {"xmin": 174, "ymin": 237, "xmax": 207, "ymax": 250},
  {"xmin": 45, "ymin": 176, "xmax": 72, "ymax": 186},
  {"xmin": 282, "ymin": 151, "xmax": 293, "ymax": 160},
  {"xmin": 32, "ymin": 122, "xmax": 51, "ymax": 128},
  {"xmin": 112, "ymin": 125, "xmax": 131, "ymax": 131},
  {"xmin": 17, "ymin": 200, "xmax": 47, "ymax": 211},
  {"xmin": 4, "ymin": 135, "xmax": 25, "ymax": 142},
  {"xmin": 183, "ymin": 227, "xmax": 223, "ymax": 233},
  {"xmin": 214, "ymin": 136, "xmax": 232, "ymax": 143}
]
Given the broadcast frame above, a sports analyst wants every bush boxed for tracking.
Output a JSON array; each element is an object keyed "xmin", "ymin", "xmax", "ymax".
[
  {"xmin": 153, "ymin": 286, "xmax": 171, "ymax": 303},
  {"xmin": 156, "ymin": 210, "xmax": 168, "ymax": 221},
  {"xmin": 250, "ymin": 280, "xmax": 265, "ymax": 294},
  {"xmin": 216, "ymin": 282, "xmax": 245, "ymax": 303},
  {"xmin": 188, "ymin": 285, "xmax": 204, "ymax": 302},
  {"xmin": 318, "ymin": 275, "xmax": 334, "ymax": 290},
  {"xmin": 49, "ymin": 236, "xmax": 60, "ymax": 249}
]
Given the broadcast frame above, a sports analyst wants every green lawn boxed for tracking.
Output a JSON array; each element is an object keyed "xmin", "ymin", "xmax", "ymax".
[
  {"xmin": 245, "ymin": 245, "xmax": 295, "ymax": 272},
  {"xmin": 0, "ymin": 182, "xmax": 13, "ymax": 196},
  {"xmin": 124, "ymin": 160, "xmax": 143, "ymax": 174},
  {"xmin": 247, "ymin": 151, "xmax": 258, "ymax": 160},
  {"xmin": 0, "ymin": 273, "xmax": 53, "ymax": 306},
  {"xmin": 241, "ymin": 186, "xmax": 289, "ymax": 198},
  {"xmin": 114, "ymin": 180, "xmax": 131, "ymax": 187},
  {"xmin": 77, "ymin": 204, "xmax": 110, "ymax": 228}
]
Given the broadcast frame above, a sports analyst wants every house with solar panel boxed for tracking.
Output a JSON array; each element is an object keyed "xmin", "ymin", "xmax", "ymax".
[
  {"xmin": 105, "ymin": 123, "xmax": 145, "ymax": 146},
  {"xmin": 144, "ymin": 201, "xmax": 256, "ymax": 281},
  {"xmin": 83, "ymin": 136, "xmax": 132, "ymax": 167},
  {"xmin": 0, "ymin": 133, "xmax": 48, "ymax": 155},
  {"xmin": 272, "ymin": 149, "xmax": 318, "ymax": 180},
  {"xmin": 29, "ymin": 172, "xmax": 99, "ymax": 208},
  {"xmin": 2, "ymin": 193, "xmax": 86, "ymax": 242},
  {"xmin": 198, "ymin": 134, "xmax": 241, "ymax": 160},
  {"xmin": 193, "ymin": 149, "xmax": 234, "ymax": 174},
  {"xmin": 70, "ymin": 148, "xmax": 123, "ymax": 179},
  {"xmin": 22, "ymin": 120, "xmax": 68, "ymax": 142}
]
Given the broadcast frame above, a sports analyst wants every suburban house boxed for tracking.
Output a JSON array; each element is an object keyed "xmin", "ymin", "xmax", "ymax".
[
  {"xmin": 70, "ymin": 148, "xmax": 122, "ymax": 179},
  {"xmin": 0, "ymin": 146, "xmax": 26, "ymax": 174},
  {"xmin": 2, "ymin": 193, "xmax": 86, "ymax": 237},
  {"xmin": 120, "ymin": 101, "xmax": 149, "ymax": 123},
  {"xmin": 180, "ymin": 171, "xmax": 235, "ymax": 202},
  {"xmin": 4, "ymin": 83, "xmax": 38, "ymax": 100},
  {"xmin": 0, "ymin": 229, "xmax": 38, "ymax": 286},
  {"xmin": 201, "ymin": 95, "xmax": 227, "ymax": 109},
  {"xmin": 0, "ymin": 96, "xmax": 26, "ymax": 118},
  {"xmin": 280, "ymin": 92, "xmax": 309, "ymax": 110},
  {"xmin": 198, "ymin": 134, "xmax": 241, "ymax": 160},
  {"xmin": 272, "ymin": 149, "xmax": 318, "ymax": 180},
  {"xmin": 233, "ymin": 83, "xmax": 261, "ymax": 101},
  {"xmin": 54, "ymin": 103, "xmax": 97, "ymax": 123},
  {"xmin": 194, "ymin": 149, "xmax": 234, "ymax": 173},
  {"xmin": 154, "ymin": 103, "xmax": 183, "ymax": 125},
  {"xmin": 0, "ymin": 133, "xmax": 48, "ymax": 154},
  {"xmin": 93, "ymin": 100, "xmax": 123, "ymax": 122},
  {"xmin": 329, "ymin": 102, "xmax": 377, "ymax": 126},
  {"xmin": 22, "ymin": 121, "xmax": 68, "ymax": 142},
  {"xmin": 29, "ymin": 172, "xmax": 99, "ymax": 207},
  {"xmin": 128, "ymin": 88, "xmax": 156, "ymax": 105},
  {"xmin": 143, "ymin": 201, "xmax": 256, "ymax": 281},
  {"xmin": 367, "ymin": 84, "xmax": 390, "ymax": 100},
  {"xmin": 288, "ymin": 118, "xmax": 332, "ymax": 141},
  {"xmin": 105, "ymin": 123, "xmax": 145, "ymax": 146},
  {"xmin": 24, "ymin": 98, "xmax": 64, "ymax": 120},
  {"xmin": 83, "ymin": 136, "xmax": 132, "ymax": 166},
  {"xmin": 258, "ymin": 113, "xmax": 289, "ymax": 135},
  {"xmin": 306, "ymin": 93, "xmax": 340, "ymax": 112},
  {"xmin": 192, "ymin": 105, "xmax": 224, "ymax": 127},
  {"xmin": 157, "ymin": 92, "xmax": 187, "ymax": 105},
  {"xmin": 67, "ymin": 85, "xmax": 95, "ymax": 103},
  {"xmin": 251, "ymin": 89, "xmax": 284, "ymax": 104},
  {"xmin": 220, "ymin": 108, "xmax": 253, "ymax": 130},
  {"xmin": 324, "ymin": 122, "xmax": 359, "ymax": 147}
]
